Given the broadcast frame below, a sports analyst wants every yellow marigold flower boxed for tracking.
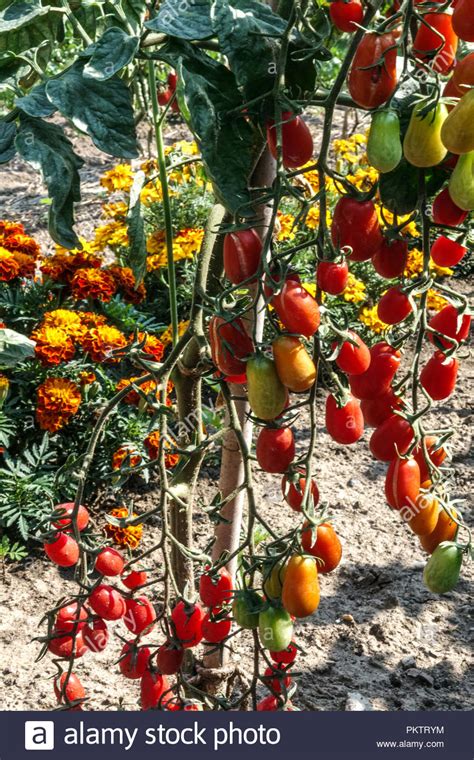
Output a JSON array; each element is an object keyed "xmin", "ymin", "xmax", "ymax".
[
  {"xmin": 276, "ymin": 212, "xmax": 296, "ymax": 242},
  {"xmin": 426, "ymin": 290, "xmax": 448, "ymax": 312},
  {"xmin": 79, "ymin": 371, "xmax": 96, "ymax": 386},
  {"xmin": 112, "ymin": 445, "xmax": 142, "ymax": 471},
  {"xmin": 160, "ymin": 320, "xmax": 189, "ymax": 347},
  {"xmin": 80, "ymin": 312, "xmax": 108, "ymax": 329},
  {"xmin": 93, "ymin": 221, "xmax": 129, "ymax": 250},
  {"xmin": 343, "ymin": 272, "xmax": 367, "ymax": 304},
  {"xmin": 36, "ymin": 377, "xmax": 81, "ymax": 433},
  {"xmin": 140, "ymin": 182, "xmax": 164, "ymax": 206},
  {"xmin": 377, "ymin": 207, "xmax": 420, "ymax": 238},
  {"xmin": 359, "ymin": 304, "xmax": 389, "ymax": 334},
  {"xmin": 71, "ymin": 268, "xmax": 117, "ymax": 303},
  {"xmin": 0, "ymin": 247, "xmax": 20, "ymax": 281},
  {"xmin": 147, "ymin": 228, "xmax": 204, "ymax": 269},
  {"xmin": 79, "ymin": 325, "xmax": 127, "ymax": 363},
  {"xmin": 42, "ymin": 309, "xmax": 86, "ymax": 339},
  {"xmin": 102, "ymin": 201, "xmax": 128, "ymax": 219},
  {"xmin": 0, "ymin": 374, "xmax": 9, "ymax": 407},
  {"xmin": 32, "ymin": 326, "xmax": 75, "ymax": 366},
  {"xmin": 100, "ymin": 164, "xmax": 134, "ymax": 193},
  {"xmin": 105, "ymin": 506, "xmax": 143, "ymax": 549},
  {"xmin": 55, "ymin": 238, "xmax": 101, "ymax": 257},
  {"xmin": 404, "ymin": 248, "xmax": 453, "ymax": 279},
  {"xmin": 346, "ymin": 166, "xmax": 379, "ymax": 191}
]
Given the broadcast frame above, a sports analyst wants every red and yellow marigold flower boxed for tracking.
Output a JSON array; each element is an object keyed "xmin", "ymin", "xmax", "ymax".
[
  {"xmin": 0, "ymin": 247, "xmax": 20, "ymax": 281},
  {"xmin": 144, "ymin": 430, "xmax": 179, "ymax": 469},
  {"xmin": 71, "ymin": 268, "xmax": 117, "ymax": 302},
  {"xmin": 32, "ymin": 326, "xmax": 75, "ymax": 366},
  {"xmin": 79, "ymin": 324, "xmax": 127, "ymax": 363},
  {"xmin": 109, "ymin": 265, "xmax": 146, "ymax": 304},
  {"xmin": 79, "ymin": 371, "xmax": 96, "ymax": 386},
  {"xmin": 41, "ymin": 248, "xmax": 102, "ymax": 282},
  {"xmin": 2, "ymin": 232, "xmax": 41, "ymax": 258},
  {"xmin": 116, "ymin": 375, "xmax": 161, "ymax": 405},
  {"xmin": 11, "ymin": 252, "xmax": 36, "ymax": 278},
  {"xmin": 41, "ymin": 309, "xmax": 86, "ymax": 340},
  {"xmin": 36, "ymin": 377, "xmax": 81, "ymax": 433},
  {"xmin": 0, "ymin": 221, "xmax": 24, "ymax": 237},
  {"xmin": 112, "ymin": 445, "xmax": 142, "ymax": 471},
  {"xmin": 105, "ymin": 506, "xmax": 143, "ymax": 549},
  {"xmin": 134, "ymin": 332, "xmax": 165, "ymax": 363}
]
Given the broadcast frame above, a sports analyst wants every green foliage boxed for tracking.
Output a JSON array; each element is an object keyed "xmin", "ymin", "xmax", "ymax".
[{"xmin": 0, "ymin": 534, "xmax": 28, "ymax": 562}]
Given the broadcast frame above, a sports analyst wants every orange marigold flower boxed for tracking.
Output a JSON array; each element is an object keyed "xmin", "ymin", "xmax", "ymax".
[
  {"xmin": 105, "ymin": 506, "xmax": 143, "ymax": 549},
  {"xmin": 134, "ymin": 332, "xmax": 165, "ymax": 363},
  {"xmin": 79, "ymin": 371, "xmax": 96, "ymax": 386},
  {"xmin": 36, "ymin": 377, "xmax": 81, "ymax": 433},
  {"xmin": 0, "ymin": 247, "xmax": 20, "ymax": 281},
  {"xmin": 144, "ymin": 430, "xmax": 179, "ymax": 469},
  {"xmin": 11, "ymin": 252, "xmax": 36, "ymax": 278},
  {"xmin": 109, "ymin": 265, "xmax": 146, "ymax": 304},
  {"xmin": 70, "ymin": 268, "xmax": 117, "ymax": 302},
  {"xmin": 79, "ymin": 311, "xmax": 108, "ymax": 329},
  {"xmin": 32, "ymin": 326, "xmax": 75, "ymax": 366},
  {"xmin": 3, "ymin": 232, "xmax": 41, "ymax": 258},
  {"xmin": 79, "ymin": 325, "xmax": 127, "ymax": 363},
  {"xmin": 116, "ymin": 375, "xmax": 160, "ymax": 405},
  {"xmin": 0, "ymin": 221, "xmax": 24, "ymax": 237},
  {"xmin": 112, "ymin": 445, "xmax": 142, "ymax": 471},
  {"xmin": 42, "ymin": 309, "xmax": 86, "ymax": 339}
]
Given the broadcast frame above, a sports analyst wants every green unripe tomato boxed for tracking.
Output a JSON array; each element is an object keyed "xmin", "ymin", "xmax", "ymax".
[
  {"xmin": 247, "ymin": 354, "xmax": 287, "ymax": 421},
  {"xmin": 449, "ymin": 151, "xmax": 474, "ymax": 211},
  {"xmin": 423, "ymin": 541, "xmax": 463, "ymax": 594},
  {"xmin": 367, "ymin": 110, "xmax": 402, "ymax": 173},
  {"xmin": 232, "ymin": 590, "xmax": 262, "ymax": 629},
  {"xmin": 258, "ymin": 605, "xmax": 293, "ymax": 652}
]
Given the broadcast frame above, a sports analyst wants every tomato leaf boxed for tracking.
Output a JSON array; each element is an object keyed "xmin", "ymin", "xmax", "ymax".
[
  {"xmin": 0, "ymin": 121, "xmax": 16, "ymax": 163},
  {"xmin": 83, "ymin": 27, "xmax": 139, "ymax": 80},
  {"xmin": 0, "ymin": 0, "xmax": 61, "ymax": 56},
  {"xmin": 126, "ymin": 170, "xmax": 147, "ymax": 286},
  {"xmin": 119, "ymin": 0, "xmax": 148, "ymax": 33},
  {"xmin": 16, "ymin": 83, "xmax": 56, "ymax": 117},
  {"xmin": 45, "ymin": 61, "xmax": 138, "ymax": 158},
  {"xmin": 145, "ymin": 0, "xmax": 213, "ymax": 40},
  {"xmin": 15, "ymin": 114, "xmax": 83, "ymax": 248}
]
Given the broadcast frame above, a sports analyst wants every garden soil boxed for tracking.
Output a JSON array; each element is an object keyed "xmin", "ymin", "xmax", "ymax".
[{"xmin": 0, "ymin": 113, "xmax": 472, "ymax": 712}]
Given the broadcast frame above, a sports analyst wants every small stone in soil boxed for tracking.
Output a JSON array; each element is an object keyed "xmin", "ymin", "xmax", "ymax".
[
  {"xmin": 406, "ymin": 668, "xmax": 435, "ymax": 687},
  {"xmin": 390, "ymin": 673, "xmax": 402, "ymax": 687},
  {"xmin": 369, "ymin": 623, "xmax": 387, "ymax": 642},
  {"xmin": 339, "ymin": 614, "xmax": 356, "ymax": 626},
  {"xmin": 400, "ymin": 656, "xmax": 416, "ymax": 670},
  {"xmin": 345, "ymin": 691, "xmax": 373, "ymax": 711}
]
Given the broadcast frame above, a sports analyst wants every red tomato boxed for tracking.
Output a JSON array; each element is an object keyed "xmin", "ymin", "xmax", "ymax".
[
  {"xmin": 369, "ymin": 414, "xmax": 414, "ymax": 462},
  {"xmin": 48, "ymin": 629, "xmax": 88, "ymax": 658},
  {"xmin": 420, "ymin": 351, "xmax": 459, "ymax": 400},
  {"xmin": 167, "ymin": 71, "xmax": 178, "ymax": 91},
  {"xmin": 95, "ymin": 547, "xmax": 124, "ymax": 577},
  {"xmin": 88, "ymin": 584, "xmax": 126, "ymax": 621},
  {"xmin": 325, "ymin": 394, "xmax": 364, "ymax": 445},
  {"xmin": 119, "ymin": 642, "xmax": 151, "ymax": 679},
  {"xmin": 385, "ymin": 457, "xmax": 421, "ymax": 510},
  {"xmin": 301, "ymin": 522, "xmax": 343, "ymax": 573},
  {"xmin": 270, "ymin": 641, "xmax": 298, "ymax": 665},
  {"xmin": 157, "ymin": 641, "xmax": 184, "ymax": 674},
  {"xmin": 208, "ymin": 315, "xmax": 254, "ymax": 376},
  {"xmin": 413, "ymin": 436, "xmax": 447, "ymax": 482},
  {"xmin": 263, "ymin": 664, "xmax": 292, "ymax": 694},
  {"xmin": 140, "ymin": 670, "xmax": 171, "ymax": 711},
  {"xmin": 349, "ymin": 342, "xmax": 401, "ymax": 399},
  {"xmin": 199, "ymin": 566, "xmax": 233, "ymax": 606},
  {"xmin": 348, "ymin": 32, "xmax": 399, "ymax": 109},
  {"xmin": 377, "ymin": 287, "xmax": 412, "ymax": 325},
  {"xmin": 334, "ymin": 331, "xmax": 371, "ymax": 375},
  {"xmin": 256, "ymin": 426, "xmax": 295, "ymax": 473},
  {"xmin": 52, "ymin": 502, "xmax": 89, "ymax": 532},
  {"xmin": 432, "ymin": 187, "xmax": 468, "ymax": 227},
  {"xmin": 202, "ymin": 608, "xmax": 232, "ymax": 643},
  {"xmin": 361, "ymin": 388, "xmax": 403, "ymax": 427},
  {"xmin": 124, "ymin": 596, "xmax": 156, "ymax": 635},
  {"xmin": 452, "ymin": 0, "xmax": 474, "ymax": 42},
  {"xmin": 83, "ymin": 618, "xmax": 109, "ymax": 653},
  {"xmin": 272, "ymin": 279, "xmax": 320, "ymax": 336},
  {"xmin": 44, "ymin": 532, "xmax": 79, "ymax": 568},
  {"xmin": 223, "ymin": 229, "xmax": 262, "ymax": 285},
  {"xmin": 122, "ymin": 570, "xmax": 148, "ymax": 589},
  {"xmin": 54, "ymin": 673, "xmax": 85, "ymax": 706},
  {"xmin": 428, "ymin": 304, "xmax": 471, "ymax": 349},
  {"xmin": 430, "ymin": 236, "xmax": 467, "ymax": 267},
  {"xmin": 372, "ymin": 239, "xmax": 408, "ymax": 279},
  {"xmin": 329, "ymin": 0, "xmax": 364, "ymax": 32},
  {"xmin": 157, "ymin": 88, "xmax": 172, "ymax": 107},
  {"xmin": 331, "ymin": 197, "xmax": 383, "ymax": 261},
  {"xmin": 413, "ymin": 13, "xmax": 458, "ymax": 74},
  {"xmin": 266, "ymin": 111, "xmax": 314, "ymax": 169},
  {"xmin": 166, "ymin": 700, "xmax": 203, "ymax": 711},
  {"xmin": 281, "ymin": 471, "xmax": 319, "ymax": 512},
  {"xmin": 171, "ymin": 600, "xmax": 205, "ymax": 648},
  {"xmin": 451, "ymin": 51, "xmax": 474, "ymax": 94},
  {"xmin": 317, "ymin": 259, "xmax": 349, "ymax": 294},
  {"xmin": 56, "ymin": 603, "xmax": 87, "ymax": 633}
]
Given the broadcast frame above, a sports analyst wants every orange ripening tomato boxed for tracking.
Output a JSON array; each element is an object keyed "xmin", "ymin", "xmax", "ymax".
[
  {"xmin": 208, "ymin": 315, "xmax": 254, "ymax": 377},
  {"xmin": 385, "ymin": 457, "xmax": 421, "ymax": 510},
  {"xmin": 331, "ymin": 196, "xmax": 383, "ymax": 261},
  {"xmin": 348, "ymin": 31, "xmax": 399, "ymax": 109},
  {"xmin": 452, "ymin": 0, "xmax": 474, "ymax": 42},
  {"xmin": 333, "ymin": 330, "xmax": 371, "ymax": 375},
  {"xmin": 223, "ymin": 229, "xmax": 262, "ymax": 285},
  {"xmin": 266, "ymin": 111, "xmax": 314, "ymax": 169},
  {"xmin": 369, "ymin": 414, "xmax": 414, "ymax": 462},
  {"xmin": 281, "ymin": 471, "xmax": 320, "ymax": 512},
  {"xmin": 413, "ymin": 436, "xmax": 447, "ymax": 482},
  {"xmin": 406, "ymin": 491, "xmax": 440, "ymax": 536},
  {"xmin": 325, "ymin": 394, "xmax": 364, "ymax": 445},
  {"xmin": 272, "ymin": 335, "xmax": 317, "ymax": 392},
  {"xmin": 256, "ymin": 427, "xmax": 295, "ymax": 474},
  {"xmin": 301, "ymin": 522, "xmax": 342, "ymax": 573},
  {"xmin": 420, "ymin": 507, "xmax": 458, "ymax": 553},
  {"xmin": 272, "ymin": 279, "xmax": 320, "ymax": 337},
  {"xmin": 281, "ymin": 555, "xmax": 320, "ymax": 618},
  {"xmin": 420, "ymin": 351, "xmax": 459, "ymax": 400},
  {"xmin": 349, "ymin": 342, "xmax": 401, "ymax": 400},
  {"xmin": 413, "ymin": 13, "xmax": 458, "ymax": 74}
]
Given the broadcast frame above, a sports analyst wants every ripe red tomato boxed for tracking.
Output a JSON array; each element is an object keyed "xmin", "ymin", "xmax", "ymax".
[
  {"xmin": 140, "ymin": 669, "xmax": 170, "ymax": 710},
  {"xmin": 372, "ymin": 239, "xmax": 408, "ymax": 279},
  {"xmin": 272, "ymin": 279, "xmax": 320, "ymax": 336},
  {"xmin": 44, "ymin": 532, "xmax": 79, "ymax": 568},
  {"xmin": 329, "ymin": 0, "xmax": 364, "ymax": 32},
  {"xmin": 317, "ymin": 259, "xmax": 349, "ymax": 294},
  {"xmin": 413, "ymin": 436, "xmax": 447, "ymax": 482},
  {"xmin": 348, "ymin": 32, "xmax": 399, "ymax": 109},
  {"xmin": 334, "ymin": 330, "xmax": 371, "ymax": 375},
  {"xmin": 202, "ymin": 608, "xmax": 232, "ymax": 643},
  {"xmin": 325, "ymin": 394, "xmax": 364, "ymax": 445},
  {"xmin": 157, "ymin": 641, "xmax": 184, "ymax": 674},
  {"xmin": 124, "ymin": 596, "xmax": 156, "ymax": 635},
  {"xmin": 420, "ymin": 351, "xmax": 459, "ymax": 400},
  {"xmin": 167, "ymin": 71, "xmax": 178, "ymax": 91},
  {"xmin": 361, "ymin": 388, "xmax": 403, "ymax": 427},
  {"xmin": 413, "ymin": 13, "xmax": 458, "ymax": 74},
  {"xmin": 270, "ymin": 641, "xmax": 298, "ymax": 665},
  {"xmin": 208, "ymin": 315, "xmax": 254, "ymax": 377},
  {"xmin": 263, "ymin": 664, "xmax": 292, "ymax": 694},
  {"xmin": 48, "ymin": 629, "xmax": 88, "ymax": 658},
  {"xmin": 432, "ymin": 187, "xmax": 468, "ymax": 227},
  {"xmin": 266, "ymin": 111, "xmax": 314, "ymax": 169},
  {"xmin": 83, "ymin": 617, "xmax": 109, "ymax": 652},
  {"xmin": 385, "ymin": 457, "xmax": 421, "ymax": 510},
  {"xmin": 56, "ymin": 602, "xmax": 88, "ymax": 633},
  {"xmin": 122, "ymin": 569, "xmax": 148, "ymax": 589},
  {"xmin": 301, "ymin": 522, "xmax": 343, "ymax": 573},
  {"xmin": 52, "ymin": 502, "xmax": 89, "ymax": 532},
  {"xmin": 281, "ymin": 471, "xmax": 319, "ymax": 512},
  {"xmin": 95, "ymin": 547, "xmax": 124, "ymax": 577},
  {"xmin": 430, "ymin": 236, "xmax": 467, "ymax": 267},
  {"xmin": 171, "ymin": 600, "xmax": 205, "ymax": 648},
  {"xmin": 428, "ymin": 304, "xmax": 471, "ymax": 349},
  {"xmin": 199, "ymin": 565, "xmax": 233, "ymax": 606},
  {"xmin": 256, "ymin": 426, "xmax": 295, "ymax": 473},
  {"xmin": 119, "ymin": 642, "xmax": 151, "ymax": 679},
  {"xmin": 350, "ymin": 342, "xmax": 401, "ymax": 399},
  {"xmin": 166, "ymin": 699, "xmax": 203, "ymax": 711},
  {"xmin": 452, "ymin": 0, "xmax": 474, "ymax": 42},
  {"xmin": 378, "ymin": 286, "xmax": 412, "ymax": 325},
  {"xmin": 223, "ymin": 229, "xmax": 262, "ymax": 285},
  {"xmin": 369, "ymin": 414, "xmax": 414, "ymax": 462},
  {"xmin": 54, "ymin": 672, "xmax": 85, "ymax": 706},
  {"xmin": 88, "ymin": 584, "xmax": 126, "ymax": 620},
  {"xmin": 331, "ymin": 196, "xmax": 383, "ymax": 261}
]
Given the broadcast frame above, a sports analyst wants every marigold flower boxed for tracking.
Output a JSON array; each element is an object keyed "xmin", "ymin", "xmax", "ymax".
[
  {"xmin": 79, "ymin": 312, "xmax": 108, "ymax": 329},
  {"xmin": 36, "ymin": 377, "xmax": 81, "ymax": 433},
  {"xmin": 71, "ymin": 268, "xmax": 117, "ymax": 302},
  {"xmin": 144, "ymin": 430, "xmax": 179, "ymax": 469},
  {"xmin": 359, "ymin": 304, "xmax": 389, "ymax": 334},
  {"xmin": 42, "ymin": 309, "xmax": 86, "ymax": 339},
  {"xmin": 32, "ymin": 326, "xmax": 75, "ymax": 366},
  {"xmin": 79, "ymin": 371, "xmax": 96, "ymax": 386},
  {"xmin": 2, "ymin": 232, "xmax": 41, "ymax": 258},
  {"xmin": 0, "ymin": 221, "xmax": 24, "ymax": 237},
  {"xmin": 12, "ymin": 252, "xmax": 36, "ymax": 278},
  {"xmin": 102, "ymin": 201, "xmax": 128, "ymax": 219},
  {"xmin": 160, "ymin": 321, "xmax": 189, "ymax": 347},
  {"xmin": 0, "ymin": 247, "xmax": 20, "ymax": 281},
  {"xmin": 343, "ymin": 273, "xmax": 366, "ymax": 304},
  {"xmin": 140, "ymin": 182, "xmax": 164, "ymax": 206},
  {"xmin": 146, "ymin": 228, "xmax": 204, "ymax": 269},
  {"xmin": 276, "ymin": 212, "xmax": 296, "ymax": 242},
  {"xmin": 116, "ymin": 375, "xmax": 161, "ymax": 405},
  {"xmin": 105, "ymin": 506, "xmax": 143, "ymax": 549},
  {"xmin": 112, "ymin": 445, "xmax": 142, "ymax": 471},
  {"xmin": 109, "ymin": 265, "xmax": 146, "ymax": 304},
  {"xmin": 41, "ymin": 248, "xmax": 102, "ymax": 282},
  {"xmin": 426, "ymin": 290, "xmax": 448, "ymax": 312},
  {"xmin": 93, "ymin": 221, "xmax": 129, "ymax": 250},
  {"xmin": 100, "ymin": 164, "xmax": 135, "ymax": 193},
  {"xmin": 0, "ymin": 374, "xmax": 9, "ymax": 408},
  {"xmin": 134, "ymin": 332, "xmax": 165, "ymax": 363},
  {"xmin": 79, "ymin": 325, "xmax": 127, "ymax": 363}
]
